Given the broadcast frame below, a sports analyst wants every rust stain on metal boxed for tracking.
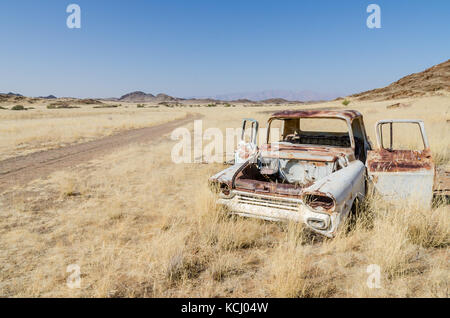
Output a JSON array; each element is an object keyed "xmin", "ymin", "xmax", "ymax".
[
  {"xmin": 367, "ymin": 148, "xmax": 433, "ymax": 172},
  {"xmin": 270, "ymin": 109, "xmax": 362, "ymax": 121}
]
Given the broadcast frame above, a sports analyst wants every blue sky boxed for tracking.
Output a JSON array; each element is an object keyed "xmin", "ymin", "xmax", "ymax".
[{"xmin": 0, "ymin": 0, "xmax": 449, "ymax": 98}]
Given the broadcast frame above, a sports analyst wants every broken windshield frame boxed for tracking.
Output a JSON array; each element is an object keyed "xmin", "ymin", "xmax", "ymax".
[{"xmin": 266, "ymin": 117, "xmax": 356, "ymax": 149}]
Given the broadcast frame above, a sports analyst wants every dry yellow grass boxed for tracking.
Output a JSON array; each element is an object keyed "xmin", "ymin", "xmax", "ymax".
[{"xmin": 0, "ymin": 95, "xmax": 448, "ymax": 297}]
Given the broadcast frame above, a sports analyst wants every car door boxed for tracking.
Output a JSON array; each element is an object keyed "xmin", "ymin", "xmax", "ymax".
[
  {"xmin": 234, "ymin": 118, "xmax": 259, "ymax": 164},
  {"xmin": 366, "ymin": 119, "xmax": 434, "ymax": 206}
]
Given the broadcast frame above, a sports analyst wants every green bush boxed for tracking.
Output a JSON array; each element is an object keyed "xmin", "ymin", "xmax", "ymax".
[
  {"xmin": 93, "ymin": 104, "xmax": 119, "ymax": 108},
  {"xmin": 11, "ymin": 105, "xmax": 26, "ymax": 110},
  {"xmin": 342, "ymin": 99, "xmax": 350, "ymax": 106}
]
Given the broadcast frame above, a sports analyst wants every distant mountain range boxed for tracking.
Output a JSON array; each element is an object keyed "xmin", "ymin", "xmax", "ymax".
[
  {"xmin": 1, "ymin": 92, "xmax": 56, "ymax": 99},
  {"xmin": 3, "ymin": 92, "xmax": 23, "ymax": 97},
  {"xmin": 212, "ymin": 90, "xmax": 342, "ymax": 102},
  {"xmin": 2, "ymin": 89, "xmax": 341, "ymax": 103},
  {"xmin": 116, "ymin": 89, "xmax": 341, "ymax": 103}
]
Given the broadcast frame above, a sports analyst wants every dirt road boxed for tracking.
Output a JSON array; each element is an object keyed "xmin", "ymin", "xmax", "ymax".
[{"xmin": 0, "ymin": 113, "xmax": 202, "ymax": 192}]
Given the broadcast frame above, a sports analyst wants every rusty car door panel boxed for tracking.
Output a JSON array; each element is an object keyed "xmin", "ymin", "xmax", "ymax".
[{"xmin": 366, "ymin": 119, "xmax": 434, "ymax": 205}]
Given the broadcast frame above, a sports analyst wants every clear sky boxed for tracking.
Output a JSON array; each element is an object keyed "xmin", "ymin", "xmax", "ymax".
[{"xmin": 0, "ymin": 0, "xmax": 449, "ymax": 98}]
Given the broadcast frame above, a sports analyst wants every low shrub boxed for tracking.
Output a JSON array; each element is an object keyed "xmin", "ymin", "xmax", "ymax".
[{"xmin": 11, "ymin": 105, "xmax": 27, "ymax": 110}]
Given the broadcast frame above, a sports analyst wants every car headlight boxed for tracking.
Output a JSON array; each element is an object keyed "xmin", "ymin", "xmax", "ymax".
[
  {"xmin": 303, "ymin": 194, "xmax": 335, "ymax": 212},
  {"xmin": 219, "ymin": 184, "xmax": 233, "ymax": 198},
  {"xmin": 209, "ymin": 180, "xmax": 234, "ymax": 199},
  {"xmin": 306, "ymin": 217, "xmax": 328, "ymax": 230}
]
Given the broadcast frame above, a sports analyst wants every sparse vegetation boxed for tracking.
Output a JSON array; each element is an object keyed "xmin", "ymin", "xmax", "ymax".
[
  {"xmin": 11, "ymin": 105, "xmax": 27, "ymax": 111},
  {"xmin": 93, "ymin": 104, "xmax": 119, "ymax": 108},
  {"xmin": 47, "ymin": 102, "xmax": 79, "ymax": 109},
  {"xmin": 158, "ymin": 101, "xmax": 182, "ymax": 107},
  {"xmin": 342, "ymin": 99, "xmax": 351, "ymax": 106},
  {"xmin": 0, "ymin": 95, "xmax": 448, "ymax": 297},
  {"xmin": 79, "ymin": 99, "xmax": 103, "ymax": 105}
]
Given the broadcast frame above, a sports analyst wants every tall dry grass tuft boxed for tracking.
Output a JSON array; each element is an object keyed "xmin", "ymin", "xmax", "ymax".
[
  {"xmin": 362, "ymin": 193, "xmax": 449, "ymax": 280},
  {"xmin": 192, "ymin": 184, "xmax": 270, "ymax": 252},
  {"xmin": 207, "ymin": 253, "xmax": 244, "ymax": 282},
  {"xmin": 265, "ymin": 222, "xmax": 337, "ymax": 297},
  {"xmin": 366, "ymin": 210, "xmax": 419, "ymax": 279},
  {"xmin": 406, "ymin": 205, "xmax": 449, "ymax": 248},
  {"xmin": 140, "ymin": 180, "xmax": 273, "ymax": 296},
  {"xmin": 426, "ymin": 122, "xmax": 449, "ymax": 167}
]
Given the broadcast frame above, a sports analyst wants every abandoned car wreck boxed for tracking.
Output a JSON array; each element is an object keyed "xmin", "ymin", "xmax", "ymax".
[{"xmin": 209, "ymin": 109, "xmax": 439, "ymax": 237}]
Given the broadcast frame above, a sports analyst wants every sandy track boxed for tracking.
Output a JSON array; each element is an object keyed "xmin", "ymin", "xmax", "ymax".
[{"xmin": 0, "ymin": 113, "xmax": 202, "ymax": 192}]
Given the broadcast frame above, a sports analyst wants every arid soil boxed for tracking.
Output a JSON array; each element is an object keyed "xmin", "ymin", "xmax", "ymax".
[{"xmin": 0, "ymin": 113, "xmax": 201, "ymax": 192}]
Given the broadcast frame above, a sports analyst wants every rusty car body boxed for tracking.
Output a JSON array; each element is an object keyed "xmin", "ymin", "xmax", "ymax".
[{"xmin": 209, "ymin": 109, "xmax": 441, "ymax": 237}]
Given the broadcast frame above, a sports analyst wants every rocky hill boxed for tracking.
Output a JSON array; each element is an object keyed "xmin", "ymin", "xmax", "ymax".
[
  {"xmin": 351, "ymin": 59, "xmax": 450, "ymax": 100},
  {"xmin": 260, "ymin": 98, "xmax": 291, "ymax": 104},
  {"xmin": 118, "ymin": 91, "xmax": 179, "ymax": 102}
]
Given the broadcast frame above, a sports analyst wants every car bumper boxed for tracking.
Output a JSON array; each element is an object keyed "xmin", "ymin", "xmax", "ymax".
[{"xmin": 218, "ymin": 190, "xmax": 337, "ymax": 237}]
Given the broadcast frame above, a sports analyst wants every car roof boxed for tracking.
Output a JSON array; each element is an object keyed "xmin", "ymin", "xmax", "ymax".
[{"xmin": 269, "ymin": 109, "xmax": 362, "ymax": 121}]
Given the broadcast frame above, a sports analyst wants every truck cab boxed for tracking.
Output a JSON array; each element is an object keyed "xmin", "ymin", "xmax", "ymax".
[{"xmin": 210, "ymin": 109, "xmax": 437, "ymax": 237}]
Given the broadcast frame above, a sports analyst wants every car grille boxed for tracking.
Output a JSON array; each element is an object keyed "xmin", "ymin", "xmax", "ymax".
[{"xmin": 236, "ymin": 192, "xmax": 300, "ymax": 212}]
